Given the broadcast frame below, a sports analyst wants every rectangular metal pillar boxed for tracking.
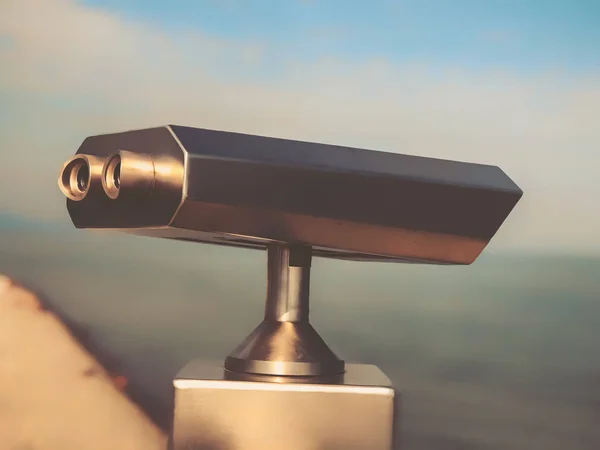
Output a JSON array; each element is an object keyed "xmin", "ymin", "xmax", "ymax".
[{"xmin": 171, "ymin": 361, "xmax": 398, "ymax": 450}]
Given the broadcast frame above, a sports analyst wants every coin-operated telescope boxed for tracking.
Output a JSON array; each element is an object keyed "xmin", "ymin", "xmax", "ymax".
[{"xmin": 58, "ymin": 125, "xmax": 522, "ymax": 450}]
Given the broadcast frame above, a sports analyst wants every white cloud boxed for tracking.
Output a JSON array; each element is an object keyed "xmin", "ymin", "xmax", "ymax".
[{"xmin": 1, "ymin": 0, "xmax": 599, "ymax": 253}]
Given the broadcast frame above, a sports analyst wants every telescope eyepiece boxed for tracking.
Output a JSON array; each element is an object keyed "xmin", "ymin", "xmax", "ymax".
[
  {"xmin": 102, "ymin": 153, "xmax": 122, "ymax": 199},
  {"xmin": 101, "ymin": 150, "xmax": 155, "ymax": 200},
  {"xmin": 58, "ymin": 155, "xmax": 102, "ymax": 201}
]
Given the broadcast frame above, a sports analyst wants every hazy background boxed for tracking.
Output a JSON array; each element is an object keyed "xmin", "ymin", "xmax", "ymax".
[{"xmin": 1, "ymin": 1, "xmax": 599, "ymax": 449}]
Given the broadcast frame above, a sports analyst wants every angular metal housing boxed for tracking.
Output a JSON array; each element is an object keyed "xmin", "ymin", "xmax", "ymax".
[{"xmin": 64, "ymin": 125, "xmax": 522, "ymax": 264}]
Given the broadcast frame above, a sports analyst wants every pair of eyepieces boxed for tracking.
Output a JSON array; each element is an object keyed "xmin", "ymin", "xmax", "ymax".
[{"xmin": 58, "ymin": 151, "xmax": 152, "ymax": 202}]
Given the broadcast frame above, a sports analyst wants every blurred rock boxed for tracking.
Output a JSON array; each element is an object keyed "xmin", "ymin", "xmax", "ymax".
[{"xmin": 0, "ymin": 275, "xmax": 167, "ymax": 450}]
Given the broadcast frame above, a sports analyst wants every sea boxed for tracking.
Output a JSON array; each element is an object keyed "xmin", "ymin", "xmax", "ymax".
[{"xmin": 1, "ymin": 213, "xmax": 599, "ymax": 450}]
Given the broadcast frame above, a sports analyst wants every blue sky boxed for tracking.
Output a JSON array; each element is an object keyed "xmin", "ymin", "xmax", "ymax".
[
  {"xmin": 0, "ymin": 0, "xmax": 599, "ymax": 254},
  {"xmin": 81, "ymin": 0, "xmax": 600, "ymax": 73}
]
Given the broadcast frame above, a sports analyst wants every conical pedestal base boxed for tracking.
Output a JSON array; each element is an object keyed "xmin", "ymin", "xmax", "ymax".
[{"xmin": 224, "ymin": 320, "xmax": 345, "ymax": 377}]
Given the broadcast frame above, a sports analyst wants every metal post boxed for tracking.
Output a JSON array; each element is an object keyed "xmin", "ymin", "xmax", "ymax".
[{"xmin": 224, "ymin": 244, "xmax": 345, "ymax": 377}]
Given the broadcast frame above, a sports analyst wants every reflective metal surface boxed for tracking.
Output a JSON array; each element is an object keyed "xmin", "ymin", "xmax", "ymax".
[
  {"xmin": 225, "ymin": 245, "xmax": 344, "ymax": 377},
  {"xmin": 61, "ymin": 127, "xmax": 186, "ymax": 229},
  {"xmin": 101, "ymin": 150, "xmax": 156, "ymax": 200},
  {"xmin": 171, "ymin": 360, "xmax": 398, "ymax": 450},
  {"xmin": 56, "ymin": 125, "xmax": 523, "ymax": 450},
  {"xmin": 58, "ymin": 125, "xmax": 523, "ymax": 264},
  {"xmin": 58, "ymin": 154, "xmax": 105, "ymax": 201}
]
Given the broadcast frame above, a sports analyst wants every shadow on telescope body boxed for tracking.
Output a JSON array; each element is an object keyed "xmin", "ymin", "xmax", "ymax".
[{"xmin": 58, "ymin": 125, "xmax": 522, "ymax": 265}]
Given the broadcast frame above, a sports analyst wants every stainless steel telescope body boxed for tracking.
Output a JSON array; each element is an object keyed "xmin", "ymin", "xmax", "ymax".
[{"xmin": 58, "ymin": 125, "xmax": 523, "ymax": 450}]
